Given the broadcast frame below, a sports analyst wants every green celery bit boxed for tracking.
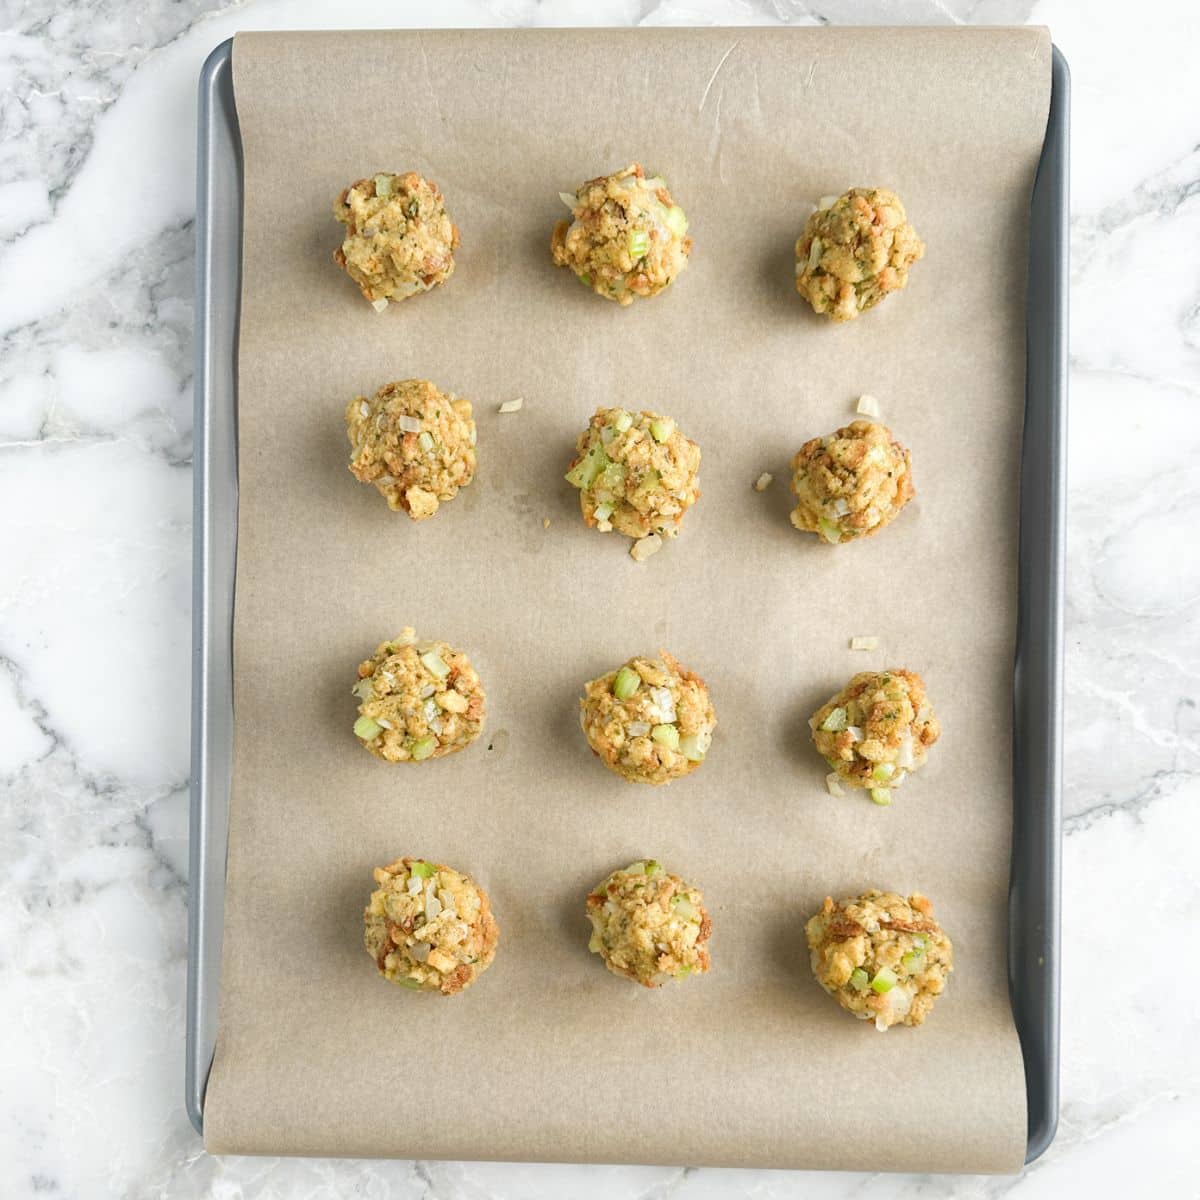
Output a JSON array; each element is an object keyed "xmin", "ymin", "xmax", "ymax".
[
  {"xmin": 577, "ymin": 272, "xmax": 592, "ymax": 286},
  {"xmin": 612, "ymin": 410, "xmax": 634, "ymax": 433},
  {"xmin": 649, "ymin": 417, "xmax": 674, "ymax": 443},
  {"xmin": 644, "ymin": 859, "xmax": 662, "ymax": 876},
  {"xmin": 354, "ymin": 716, "xmax": 382, "ymax": 740},
  {"xmin": 818, "ymin": 517, "xmax": 842, "ymax": 545},
  {"xmin": 675, "ymin": 964, "xmax": 693, "ymax": 979},
  {"xmin": 664, "ymin": 205, "xmax": 689, "ymax": 237},
  {"xmin": 628, "ymin": 230, "xmax": 649, "ymax": 257},
  {"xmin": 849, "ymin": 968, "xmax": 870, "ymax": 992},
  {"xmin": 613, "ymin": 666, "xmax": 641, "ymax": 701},
  {"xmin": 397, "ymin": 977, "xmax": 422, "ymax": 990},
  {"xmin": 870, "ymin": 966, "xmax": 897, "ymax": 994},
  {"xmin": 869, "ymin": 787, "xmax": 892, "ymax": 806},
  {"xmin": 902, "ymin": 951, "xmax": 926, "ymax": 972},
  {"xmin": 872, "ymin": 763, "xmax": 895, "ymax": 783},
  {"xmin": 410, "ymin": 861, "xmax": 436, "ymax": 879},
  {"xmin": 651, "ymin": 724, "xmax": 680, "ymax": 750},
  {"xmin": 820, "ymin": 706, "xmax": 848, "ymax": 733},
  {"xmin": 565, "ymin": 444, "xmax": 608, "ymax": 489},
  {"xmin": 373, "ymin": 174, "xmax": 393, "ymax": 197},
  {"xmin": 410, "ymin": 735, "xmax": 437, "ymax": 761}
]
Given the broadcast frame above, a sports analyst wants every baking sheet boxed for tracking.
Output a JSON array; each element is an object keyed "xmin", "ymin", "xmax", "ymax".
[{"xmin": 202, "ymin": 26, "xmax": 1051, "ymax": 1171}]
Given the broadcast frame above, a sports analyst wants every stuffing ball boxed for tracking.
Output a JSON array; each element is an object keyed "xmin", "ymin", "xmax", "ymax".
[
  {"xmin": 806, "ymin": 890, "xmax": 953, "ymax": 1030},
  {"xmin": 551, "ymin": 163, "xmax": 692, "ymax": 305},
  {"xmin": 580, "ymin": 652, "xmax": 716, "ymax": 785},
  {"xmin": 586, "ymin": 860, "xmax": 712, "ymax": 987},
  {"xmin": 353, "ymin": 629, "xmax": 485, "ymax": 763},
  {"xmin": 789, "ymin": 419, "xmax": 914, "ymax": 544},
  {"xmin": 565, "ymin": 407, "xmax": 701, "ymax": 541},
  {"xmin": 810, "ymin": 669, "xmax": 939, "ymax": 802},
  {"xmin": 364, "ymin": 857, "xmax": 499, "ymax": 995},
  {"xmin": 346, "ymin": 379, "xmax": 476, "ymax": 520},
  {"xmin": 795, "ymin": 188, "xmax": 924, "ymax": 322},
  {"xmin": 333, "ymin": 172, "xmax": 459, "ymax": 307}
]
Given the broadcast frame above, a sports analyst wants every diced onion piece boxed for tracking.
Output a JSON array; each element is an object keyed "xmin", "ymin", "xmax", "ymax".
[
  {"xmin": 869, "ymin": 787, "xmax": 892, "ymax": 806},
  {"xmin": 807, "ymin": 237, "xmax": 823, "ymax": 273},
  {"xmin": 897, "ymin": 732, "xmax": 916, "ymax": 770},
  {"xmin": 649, "ymin": 417, "xmax": 674, "ymax": 443},
  {"xmin": 651, "ymin": 723, "xmax": 680, "ymax": 750},
  {"xmin": 679, "ymin": 729, "xmax": 711, "ymax": 762},
  {"xmin": 375, "ymin": 717, "xmax": 393, "ymax": 730},
  {"xmin": 558, "ymin": 190, "xmax": 577, "ymax": 209},
  {"xmin": 437, "ymin": 689, "xmax": 468, "ymax": 714},
  {"xmin": 593, "ymin": 502, "xmax": 615, "ymax": 524},
  {"xmin": 825, "ymin": 772, "xmax": 845, "ymax": 798},
  {"xmin": 820, "ymin": 706, "xmax": 848, "ymax": 733},
  {"xmin": 370, "ymin": 298, "xmax": 389, "ymax": 313},
  {"xmin": 353, "ymin": 716, "xmax": 382, "ymax": 740},
  {"xmin": 410, "ymin": 861, "xmax": 436, "ymax": 879},
  {"xmin": 410, "ymin": 941, "xmax": 431, "ymax": 962},
  {"xmin": 630, "ymin": 533, "xmax": 663, "ymax": 562},
  {"xmin": 612, "ymin": 410, "xmax": 634, "ymax": 433},
  {"xmin": 417, "ymin": 431, "xmax": 435, "ymax": 453},
  {"xmin": 902, "ymin": 951, "xmax": 926, "ymax": 972},
  {"xmin": 628, "ymin": 230, "xmax": 650, "ymax": 258},
  {"xmin": 498, "ymin": 397, "xmax": 524, "ymax": 414},
  {"xmin": 870, "ymin": 966, "xmax": 898, "ymax": 994},
  {"xmin": 351, "ymin": 678, "xmax": 374, "ymax": 700},
  {"xmin": 625, "ymin": 861, "xmax": 646, "ymax": 874},
  {"xmin": 754, "ymin": 472, "xmax": 774, "ymax": 492},
  {"xmin": 664, "ymin": 205, "xmax": 689, "ymax": 237},
  {"xmin": 423, "ymin": 698, "xmax": 440, "ymax": 723},
  {"xmin": 845, "ymin": 725, "xmax": 864, "ymax": 742},
  {"xmin": 849, "ymin": 967, "xmax": 869, "ymax": 991},
  {"xmin": 832, "ymin": 498, "xmax": 851, "ymax": 517},
  {"xmin": 373, "ymin": 173, "xmax": 393, "ymax": 197},
  {"xmin": 612, "ymin": 667, "xmax": 640, "ymax": 701},
  {"xmin": 410, "ymin": 736, "xmax": 437, "ymax": 761},
  {"xmin": 359, "ymin": 401, "xmax": 370, "ymax": 417},
  {"xmin": 642, "ymin": 175, "xmax": 666, "ymax": 191},
  {"xmin": 420, "ymin": 651, "xmax": 451, "ymax": 679},
  {"xmin": 398, "ymin": 414, "xmax": 422, "ymax": 433},
  {"xmin": 850, "ymin": 636, "xmax": 879, "ymax": 651},
  {"xmin": 871, "ymin": 763, "xmax": 895, "ymax": 783},
  {"xmin": 626, "ymin": 721, "xmax": 651, "ymax": 737},
  {"xmin": 817, "ymin": 194, "xmax": 838, "ymax": 210},
  {"xmin": 672, "ymin": 895, "xmax": 699, "ymax": 921},
  {"xmin": 856, "ymin": 393, "xmax": 881, "ymax": 418}
]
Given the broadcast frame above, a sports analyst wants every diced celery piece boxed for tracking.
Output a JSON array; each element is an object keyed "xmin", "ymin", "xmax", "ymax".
[
  {"xmin": 628, "ymin": 230, "xmax": 649, "ymax": 258},
  {"xmin": 679, "ymin": 731, "xmax": 709, "ymax": 762},
  {"xmin": 649, "ymin": 417, "xmax": 674, "ymax": 443},
  {"xmin": 420, "ymin": 651, "xmax": 451, "ymax": 679},
  {"xmin": 820, "ymin": 707, "xmax": 848, "ymax": 733},
  {"xmin": 612, "ymin": 410, "xmax": 634, "ymax": 433},
  {"xmin": 818, "ymin": 517, "xmax": 842, "ymax": 545},
  {"xmin": 869, "ymin": 787, "xmax": 892, "ymax": 806},
  {"xmin": 870, "ymin": 966, "xmax": 898, "ymax": 994},
  {"xmin": 613, "ymin": 666, "xmax": 640, "ymax": 700},
  {"xmin": 410, "ymin": 861, "xmax": 436, "ymax": 879},
  {"xmin": 565, "ymin": 444, "xmax": 608, "ymax": 489},
  {"xmin": 664, "ymin": 206, "xmax": 689, "ymax": 237},
  {"xmin": 675, "ymin": 964, "xmax": 693, "ymax": 979},
  {"xmin": 417, "ymin": 431, "xmax": 435, "ymax": 453},
  {"xmin": 598, "ymin": 463, "xmax": 627, "ymax": 493},
  {"xmin": 625, "ymin": 861, "xmax": 646, "ymax": 874},
  {"xmin": 577, "ymin": 272, "xmax": 592, "ymax": 286},
  {"xmin": 410, "ymin": 736, "xmax": 437, "ymax": 761},
  {"xmin": 354, "ymin": 716, "xmax": 382, "ymax": 740},
  {"xmin": 593, "ymin": 502, "xmax": 614, "ymax": 522},
  {"xmin": 397, "ymin": 977, "xmax": 422, "ymax": 989},
  {"xmin": 373, "ymin": 174, "xmax": 393, "ymax": 197},
  {"xmin": 644, "ymin": 860, "xmax": 662, "ymax": 876},
  {"xmin": 651, "ymin": 724, "xmax": 680, "ymax": 750},
  {"xmin": 902, "ymin": 951, "xmax": 926, "ymax": 973},
  {"xmin": 872, "ymin": 763, "xmax": 895, "ymax": 783},
  {"xmin": 849, "ymin": 968, "xmax": 870, "ymax": 991}
]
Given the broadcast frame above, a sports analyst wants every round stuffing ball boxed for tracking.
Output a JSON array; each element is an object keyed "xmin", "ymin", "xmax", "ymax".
[
  {"xmin": 790, "ymin": 419, "xmax": 914, "ymax": 544},
  {"xmin": 810, "ymin": 669, "xmax": 939, "ymax": 800},
  {"xmin": 364, "ymin": 856, "xmax": 499, "ymax": 995},
  {"xmin": 794, "ymin": 187, "xmax": 924, "ymax": 322},
  {"xmin": 586, "ymin": 860, "xmax": 712, "ymax": 987},
  {"xmin": 805, "ymin": 890, "xmax": 953, "ymax": 1030},
  {"xmin": 551, "ymin": 163, "xmax": 692, "ymax": 305},
  {"xmin": 346, "ymin": 379, "xmax": 476, "ymax": 520},
  {"xmin": 353, "ymin": 629, "xmax": 485, "ymax": 763},
  {"xmin": 580, "ymin": 652, "xmax": 716, "ymax": 785},
  {"xmin": 565, "ymin": 407, "xmax": 701, "ymax": 540},
  {"xmin": 333, "ymin": 172, "xmax": 459, "ymax": 307}
]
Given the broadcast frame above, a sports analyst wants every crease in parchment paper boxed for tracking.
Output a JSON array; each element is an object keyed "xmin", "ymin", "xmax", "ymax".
[{"xmin": 205, "ymin": 25, "xmax": 1052, "ymax": 1174}]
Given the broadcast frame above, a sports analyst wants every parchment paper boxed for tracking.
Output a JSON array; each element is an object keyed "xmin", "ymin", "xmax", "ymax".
[{"xmin": 205, "ymin": 27, "xmax": 1051, "ymax": 1172}]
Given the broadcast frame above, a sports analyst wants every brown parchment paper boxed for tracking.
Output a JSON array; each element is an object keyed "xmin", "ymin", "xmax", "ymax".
[{"xmin": 204, "ymin": 27, "xmax": 1051, "ymax": 1172}]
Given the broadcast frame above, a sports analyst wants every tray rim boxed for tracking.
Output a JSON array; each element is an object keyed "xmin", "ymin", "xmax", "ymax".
[{"xmin": 186, "ymin": 33, "xmax": 1068, "ymax": 1165}]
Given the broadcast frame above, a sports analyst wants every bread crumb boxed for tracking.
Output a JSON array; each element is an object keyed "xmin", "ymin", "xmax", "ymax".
[
  {"xmin": 754, "ymin": 472, "xmax": 774, "ymax": 492},
  {"xmin": 630, "ymin": 533, "xmax": 663, "ymax": 562}
]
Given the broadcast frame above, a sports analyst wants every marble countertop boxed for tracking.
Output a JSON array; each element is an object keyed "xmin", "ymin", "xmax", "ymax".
[{"xmin": 2, "ymin": 0, "xmax": 1195, "ymax": 1196}]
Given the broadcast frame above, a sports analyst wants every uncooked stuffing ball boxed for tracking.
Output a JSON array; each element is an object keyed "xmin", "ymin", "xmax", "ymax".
[
  {"xmin": 805, "ymin": 890, "xmax": 953, "ymax": 1030},
  {"xmin": 364, "ymin": 857, "xmax": 499, "ymax": 995},
  {"xmin": 580, "ymin": 653, "xmax": 716, "ymax": 785},
  {"xmin": 565, "ymin": 407, "xmax": 701, "ymax": 541},
  {"xmin": 353, "ymin": 629, "xmax": 485, "ymax": 763},
  {"xmin": 794, "ymin": 188, "xmax": 924, "ymax": 322},
  {"xmin": 333, "ymin": 172, "xmax": 459, "ymax": 308},
  {"xmin": 810, "ymin": 669, "xmax": 939, "ymax": 804},
  {"xmin": 789, "ymin": 419, "xmax": 913, "ymax": 544},
  {"xmin": 346, "ymin": 379, "xmax": 476, "ymax": 520},
  {"xmin": 586, "ymin": 860, "xmax": 712, "ymax": 987},
  {"xmin": 551, "ymin": 163, "xmax": 692, "ymax": 305}
]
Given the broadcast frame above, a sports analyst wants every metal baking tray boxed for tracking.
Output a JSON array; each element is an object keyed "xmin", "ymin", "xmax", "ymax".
[{"xmin": 187, "ymin": 36, "xmax": 1068, "ymax": 1164}]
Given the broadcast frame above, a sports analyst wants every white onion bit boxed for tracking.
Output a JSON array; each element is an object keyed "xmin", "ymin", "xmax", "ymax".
[
  {"xmin": 498, "ymin": 397, "xmax": 524, "ymax": 414},
  {"xmin": 370, "ymin": 298, "xmax": 389, "ymax": 313},
  {"xmin": 754, "ymin": 472, "xmax": 774, "ymax": 492},
  {"xmin": 398, "ymin": 414, "xmax": 422, "ymax": 434},
  {"xmin": 626, "ymin": 721, "xmax": 651, "ymax": 737},
  {"xmin": 825, "ymin": 772, "xmax": 845, "ymax": 798},
  {"xmin": 856, "ymin": 393, "xmax": 882, "ymax": 418},
  {"xmin": 846, "ymin": 726, "xmax": 864, "ymax": 743},
  {"xmin": 850, "ymin": 636, "xmax": 879, "ymax": 651}
]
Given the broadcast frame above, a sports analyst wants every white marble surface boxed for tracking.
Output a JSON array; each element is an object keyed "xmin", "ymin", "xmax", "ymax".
[{"xmin": 1, "ymin": 0, "xmax": 1195, "ymax": 1195}]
